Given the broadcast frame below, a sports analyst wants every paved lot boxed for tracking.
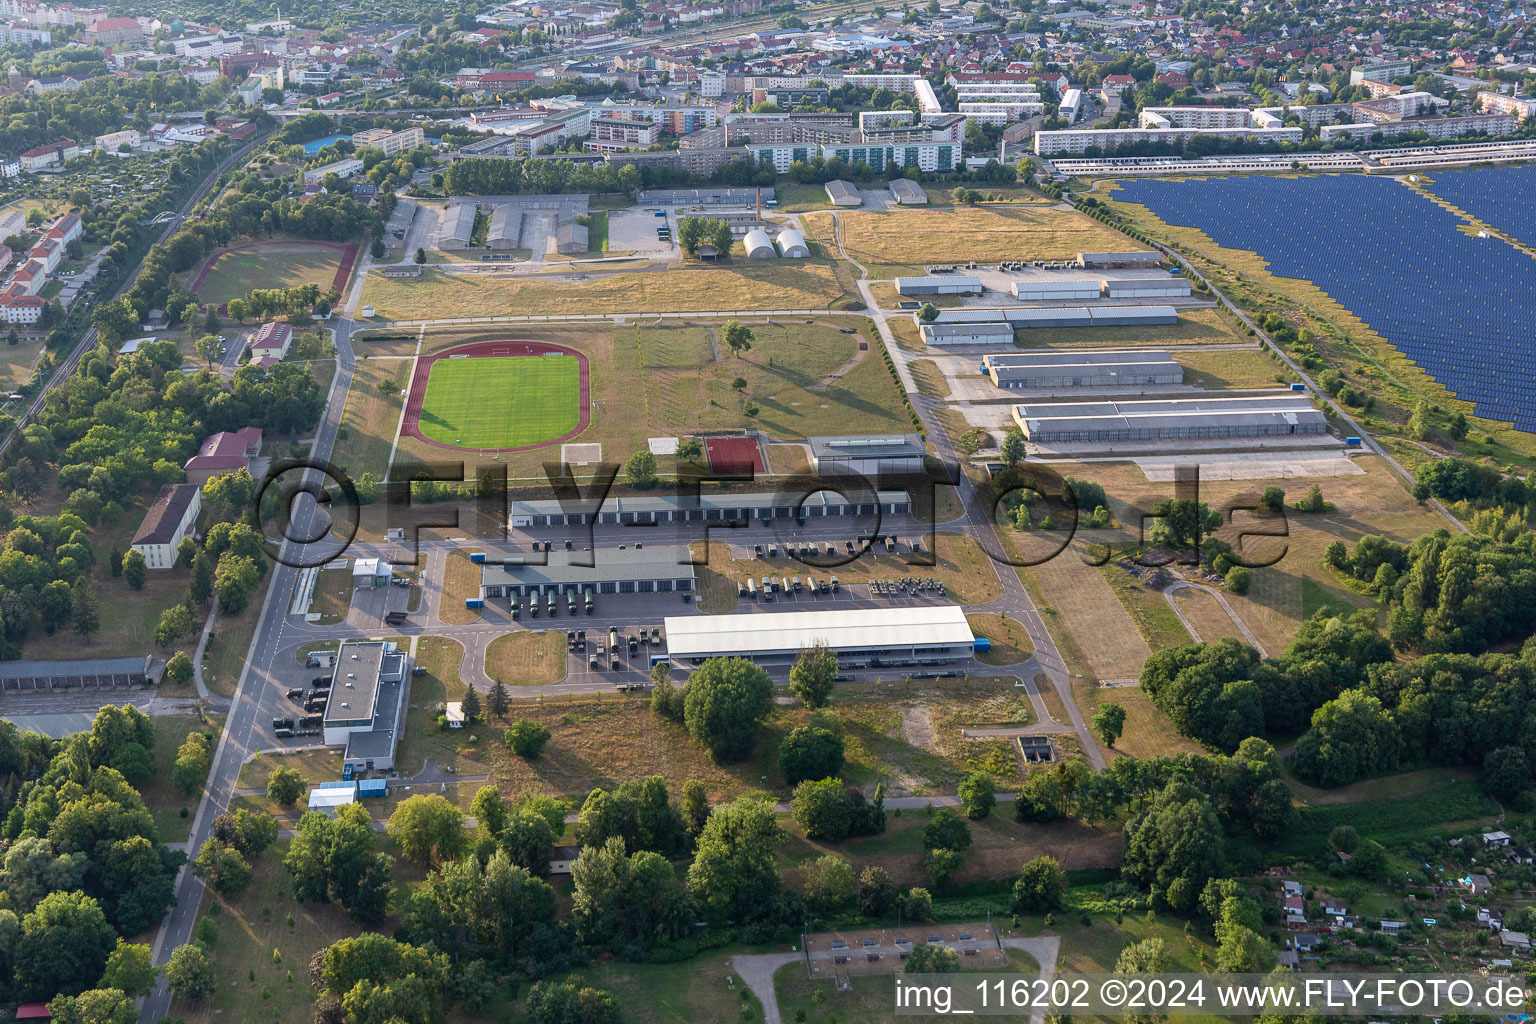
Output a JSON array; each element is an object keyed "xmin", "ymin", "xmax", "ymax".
[{"xmin": 608, "ymin": 208, "xmax": 674, "ymax": 257}]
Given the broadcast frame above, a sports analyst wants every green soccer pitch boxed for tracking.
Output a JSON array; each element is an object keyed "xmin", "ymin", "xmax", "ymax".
[{"xmin": 417, "ymin": 355, "xmax": 581, "ymax": 448}]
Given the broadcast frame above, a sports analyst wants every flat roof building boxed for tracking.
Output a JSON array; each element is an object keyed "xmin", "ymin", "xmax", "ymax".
[
  {"xmin": 920, "ymin": 321, "xmax": 1015, "ymax": 346},
  {"xmin": 664, "ymin": 605, "xmax": 976, "ymax": 668},
  {"xmin": 0, "ymin": 656, "xmax": 151, "ymax": 691},
  {"xmin": 895, "ymin": 275, "xmax": 983, "ymax": 296},
  {"xmin": 325, "ymin": 640, "xmax": 408, "ymax": 770},
  {"xmin": 479, "ymin": 545, "xmax": 697, "ymax": 598},
  {"xmin": 984, "ymin": 349, "xmax": 1183, "ymax": 389},
  {"xmin": 1077, "ymin": 251, "xmax": 1161, "ymax": 268},
  {"xmin": 508, "ymin": 489, "xmax": 913, "ymax": 527},
  {"xmin": 1011, "ymin": 277, "xmax": 1101, "ymax": 301},
  {"xmin": 807, "ymin": 434, "xmax": 926, "ymax": 475},
  {"xmin": 927, "ymin": 305, "xmax": 1178, "ymax": 329},
  {"xmin": 1013, "ymin": 393, "xmax": 1327, "ymax": 443}
]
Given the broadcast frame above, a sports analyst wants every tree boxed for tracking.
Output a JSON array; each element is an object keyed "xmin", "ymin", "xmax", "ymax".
[
  {"xmin": 387, "ymin": 794, "xmax": 465, "ymax": 867},
  {"xmin": 188, "ymin": 551, "xmax": 213, "ymax": 606},
  {"xmin": 16, "ymin": 890, "xmax": 117, "ymax": 1001},
  {"xmin": 957, "ymin": 772, "xmax": 996, "ymax": 820},
  {"xmin": 192, "ymin": 838, "xmax": 252, "ymax": 894},
  {"xmin": 165, "ymin": 651, "xmax": 193, "ymax": 685},
  {"xmin": 681, "ymin": 779, "xmax": 710, "ymax": 837},
  {"xmin": 1093, "ymin": 702, "xmax": 1126, "ymax": 747},
  {"xmin": 525, "ymin": 980, "xmax": 622, "ymax": 1024},
  {"xmin": 1298, "ymin": 483, "xmax": 1328, "ymax": 513},
  {"xmin": 47, "ymin": 989, "xmax": 136, "ymax": 1024},
  {"xmin": 686, "ymin": 796, "xmax": 783, "ymax": 924},
  {"xmin": 788, "ymin": 643, "xmax": 838, "ymax": 709},
  {"xmin": 414, "ymin": 247, "xmax": 426, "ymax": 264},
  {"xmin": 856, "ymin": 864, "xmax": 898, "ymax": 917},
  {"xmin": 922, "ymin": 808, "xmax": 973, "ymax": 853},
  {"xmin": 918, "ymin": 302, "xmax": 939, "ymax": 322},
  {"xmin": 801, "ymin": 854, "xmax": 855, "ymax": 914},
  {"xmin": 1000, "ymin": 427, "xmax": 1027, "ymax": 466},
  {"xmin": 792, "ymin": 777, "xmax": 855, "ymax": 841},
  {"xmin": 1409, "ymin": 401, "xmax": 1433, "ymax": 441},
  {"xmin": 779, "ymin": 726, "xmax": 845, "ymax": 786},
  {"xmin": 505, "ymin": 719, "xmax": 551, "ymax": 759},
  {"xmin": 73, "ymin": 583, "xmax": 100, "ymax": 639},
  {"xmin": 722, "ymin": 320, "xmax": 754, "ymax": 357},
  {"xmin": 164, "ymin": 944, "xmax": 215, "ymax": 1004},
  {"xmin": 1115, "ymin": 938, "xmax": 1168, "ymax": 1024},
  {"xmin": 1260, "ymin": 486, "xmax": 1286, "ymax": 513},
  {"xmin": 267, "ymin": 765, "xmax": 304, "ymax": 806},
  {"xmin": 624, "ymin": 449, "xmax": 658, "ymax": 490},
  {"xmin": 1013, "ymin": 855, "xmax": 1066, "ymax": 914},
  {"xmin": 120, "ymin": 549, "xmax": 148, "ymax": 590},
  {"xmin": 906, "ymin": 942, "xmax": 959, "ymax": 973},
  {"xmin": 1483, "ymin": 746, "xmax": 1530, "ymax": 800},
  {"xmin": 486, "ymin": 680, "xmax": 510, "ymax": 720},
  {"xmin": 195, "ymin": 334, "xmax": 222, "ymax": 368},
  {"xmin": 5, "ymin": 325, "xmax": 17, "ymax": 347},
  {"xmin": 214, "ymin": 554, "xmax": 260, "ymax": 614},
  {"xmin": 1148, "ymin": 498, "xmax": 1221, "ymax": 552},
  {"xmin": 924, "ymin": 847, "xmax": 963, "ymax": 887},
  {"xmin": 173, "ymin": 731, "xmax": 212, "ymax": 796},
  {"xmin": 1225, "ymin": 565, "xmax": 1252, "ymax": 594},
  {"xmin": 1121, "ymin": 783, "xmax": 1222, "ymax": 911},
  {"xmin": 459, "ymin": 684, "xmax": 482, "ymax": 723},
  {"xmin": 370, "ymin": 236, "xmax": 386, "ymax": 260},
  {"xmin": 683, "ymin": 657, "xmax": 775, "ymax": 761},
  {"xmin": 100, "ymin": 940, "xmax": 158, "ymax": 998}
]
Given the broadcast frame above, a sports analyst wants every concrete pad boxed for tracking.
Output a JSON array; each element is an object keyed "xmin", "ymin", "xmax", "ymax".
[
  {"xmin": 1135, "ymin": 452, "xmax": 1366, "ymax": 482},
  {"xmin": 561, "ymin": 442, "xmax": 602, "ymax": 465}
]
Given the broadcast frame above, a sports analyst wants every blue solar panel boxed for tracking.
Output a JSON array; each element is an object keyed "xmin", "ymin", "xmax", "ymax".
[
  {"xmin": 1417, "ymin": 165, "xmax": 1536, "ymax": 251},
  {"xmin": 1113, "ymin": 174, "xmax": 1536, "ymax": 432}
]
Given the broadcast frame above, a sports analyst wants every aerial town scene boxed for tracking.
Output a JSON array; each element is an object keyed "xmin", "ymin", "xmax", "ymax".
[{"xmin": 0, "ymin": 0, "xmax": 1531, "ymax": 1019}]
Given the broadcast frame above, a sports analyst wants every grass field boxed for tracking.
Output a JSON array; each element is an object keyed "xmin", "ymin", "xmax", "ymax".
[
  {"xmin": 438, "ymin": 550, "xmax": 481, "ymax": 625},
  {"xmin": 389, "ymin": 320, "xmax": 908, "ymax": 480},
  {"xmin": 1169, "ymin": 585, "xmax": 1244, "ymax": 644},
  {"xmin": 1012, "ymin": 306, "xmax": 1251, "ymax": 350},
  {"xmin": 967, "ymin": 612, "xmax": 1035, "ymax": 665},
  {"xmin": 484, "ymin": 629, "xmax": 567, "ymax": 686},
  {"xmin": 335, "ymin": 356, "xmax": 409, "ymax": 481},
  {"xmin": 194, "ymin": 245, "xmax": 342, "ymax": 305},
  {"xmin": 360, "ymin": 262, "xmax": 852, "ymax": 319},
  {"xmin": 774, "ymin": 948, "xmax": 1041, "ymax": 1024},
  {"xmin": 1175, "ymin": 346, "xmax": 1294, "ymax": 390},
  {"xmin": 417, "ymin": 354, "xmax": 580, "ymax": 447},
  {"xmin": 143, "ymin": 715, "xmax": 217, "ymax": 843},
  {"xmin": 804, "ymin": 206, "xmax": 1131, "ymax": 270}
]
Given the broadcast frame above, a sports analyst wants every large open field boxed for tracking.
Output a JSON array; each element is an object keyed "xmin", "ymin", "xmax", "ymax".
[
  {"xmin": 189, "ymin": 240, "xmax": 352, "ymax": 305},
  {"xmin": 1011, "ymin": 306, "xmax": 1252, "ymax": 350},
  {"xmin": 359, "ymin": 261, "xmax": 853, "ymax": 319},
  {"xmin": 417, "ymin": 354, "xmax": 580, "ymax": 447},
  {"xmin": 386, "ymin": 319, "xmax": 908, "ymax": 479},
  {"xmin": 804, "ymin": 205, "xmax": 1132, "ymax": 270}
]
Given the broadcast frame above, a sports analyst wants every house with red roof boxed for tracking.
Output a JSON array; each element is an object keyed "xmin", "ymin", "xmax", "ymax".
[{"xmin": 184, "ymin": 427, "xmax": 263, "ymax": 485}]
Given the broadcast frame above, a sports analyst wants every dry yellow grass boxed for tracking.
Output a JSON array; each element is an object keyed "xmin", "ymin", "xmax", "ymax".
[
  {"xmin": 361, "ymin": 262, "xmax": 850, "ymax": 319},
  {"xmin": 1027, "ymin": 549, "xmax": 1150, "ymax": 682},
  {"xmin": 967, "ymin": 612, "xmax": 1035, "ymax": 665},
  {"xmin": 438, "ymin": 550, "xmax": 481, "ymax": 625},
  {"xmin": 1013, "ymin": 306, "xmax": 1251, "ymax": 350},
  {"xmin": 806, "ymin": 206, "xmax": 1130, "ymax": 267},
  {"xmin": 910, "ymin": 358, "xmax": 950, "ymax": 399},
  {"xmin": 1175, "ymin": 346, "xmax": 1295, "ymax": 389},
  {"xmin": 485, "ymin": 630, "xmax": 568, "ymax": 686},
  {"xmin": 1170, "ymin": 585, "xmax": 1244, "ymax": 643}
]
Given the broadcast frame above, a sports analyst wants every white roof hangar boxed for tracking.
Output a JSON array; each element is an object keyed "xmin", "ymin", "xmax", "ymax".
[
  {"xmin": 1013, "ymin": 393, "xmax": 1328, "ymax": 442},
  {"xmin": 744, "ymin": 228, "xmax": 777, "ymax": 258},
  {"xmin": 665, "ymin": 605, "xmax": 976, "ymax": 668},
  {"xmin": 775, "ymin": 227, "xmax": 810, "ymax": 257}
]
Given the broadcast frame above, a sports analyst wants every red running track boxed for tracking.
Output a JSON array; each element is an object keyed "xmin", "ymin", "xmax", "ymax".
[{"xmin": 399, "ymin": 341, "xmax": 592, "ymax": 453}]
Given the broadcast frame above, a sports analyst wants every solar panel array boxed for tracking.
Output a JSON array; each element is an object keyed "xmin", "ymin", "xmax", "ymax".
[
  {"xmin": 1417, "ymin": 164, "xmax": 1536, "ymax": 250},
  {"xmin": 1114, "ymin": 174, "xmax": 1536, "ymax": 431}
]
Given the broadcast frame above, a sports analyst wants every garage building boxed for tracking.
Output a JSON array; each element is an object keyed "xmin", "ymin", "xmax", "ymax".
[
  {"xmin": 0, "ymin": 656, "xmax": 152, "ymax": 691},
  {"xmin": 664, "ymin": 605, "xmax": 976, "ymax": 668},
  {"xmin": 1010, "ymin": 277, "xmax": 1101, "ymax": 301},
  {"xmin": 508, "ymin": 489, "xmax": 913, "ymax": 527},
  {"xmin": 744, "ymin": 228, "xmax": 777, "ymax": 258},
  {"xmin": 1102, "ymin": 275, "xmax": 1190, "ymax": 298},
  {"xmin": 436, "ymin": 203, "xmax": 477, "ymax": 251},
  {"xmin": 895, "ymin": 275, "xmax": 983, "ymax": 296},
  {"xmin": 808, "ymin": 434, "xmax": 926, "ymax": 475},
  {"xmin": 983, "ymin": 349, "xmax": 1183, "ymax": 389},
  {"xmin": 1013, "ymin": 393, "xmax": 1328, "ymax": 442},
  {"xmin": 487, "ymin": 207, "xmax": 522, "ymax": 250},
  {"xmin": 479, "ymin": 546, "xmax": 696, "ymax": 599},
  {"xmin": 825, "ymin": 179, "xmax": 861, "ymax": 206},
  {"xmin": 1077, "ymin": 251, "xmax": 1162, "ymax": 269},
  {"xmin": 888, "ymin": 178, "xmax": 929, "ymax": 205},
  {"xmin": 920, "ymin": 321, "xmax": 1014, "ymax": 346}
]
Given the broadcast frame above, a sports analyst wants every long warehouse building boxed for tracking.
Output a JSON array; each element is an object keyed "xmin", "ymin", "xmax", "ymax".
[
  {"xmin": 664, "ymin": 605, "xmax": 977, "ymax": 668},
  {"xmin": 895, "ymin": 275, "xmax": 983, "ymax": 296},
  {"xmin": 480, "ymin": 546, "xmax": 697, "ymax": 598},
  {"xmin": 918, "ymin": 306, "xmax": 1179, "ymax": 332},
  {"xmin": 984, "ymin": 350, "xmax": 1183, "ymax": 389},
  {"xmin": 509, "ymin": 489, "xmax": 913, "ymax": 527},
  {"xmin": 1013, "ymin": 393, "xmax": 1328, "ymax": 442}
]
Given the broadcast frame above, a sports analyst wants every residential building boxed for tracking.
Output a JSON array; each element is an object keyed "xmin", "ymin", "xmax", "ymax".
[
  {"xmin": 351, "ymin": 126, "xmax": 425, "ymax": 157},
  {"xmin": 130, "ymin": 483, "xmax": 201, "ymax": 569},
  {"xmin": 81, "ymin": 14, "xmax": 138, "ymax": 43},
  {"xmin": 94, "ymin": 129, "xmax": 141, "ymax": 152},
  {"xmin": 18, "ymin": 140, "xmax": 77, "ymax": 171},
  {"xmin": 183, "ymin": 427, "xmax": 263, "ymax": 485}
]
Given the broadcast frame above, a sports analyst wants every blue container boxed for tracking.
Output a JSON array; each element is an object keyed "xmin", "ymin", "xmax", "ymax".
[
  {"xmin": 973, "ymin": 638, "xmax": 992, "ymax": 653},
  {"xmin": 357, "ymin": 778, "xmax": 388, "ymax": 798},
  {"xmin": 465, "ymin": 598, "xmax": 484, "ymax": 609},
  {"xmin": 1290, "ymin": 383, "xmax": 1306, "ymax": 392},
  {"xmin": 1345, "ymin": 436, "xmax": 1362, "ymax": 446},
  {"xmin": 469, "ymin": 551, "xmax": 486, "ymax": 563}
]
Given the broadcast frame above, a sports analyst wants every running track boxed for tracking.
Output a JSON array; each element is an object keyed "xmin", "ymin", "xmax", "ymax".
[{"xmin": 400, "ymin": 340, "xmax": 592, "ymax": 452}]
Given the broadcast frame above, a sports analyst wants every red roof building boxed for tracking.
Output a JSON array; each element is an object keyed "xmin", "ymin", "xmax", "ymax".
[{"xmin": 183, "ymin": 426, "xmax": 263, "ymax": 485}]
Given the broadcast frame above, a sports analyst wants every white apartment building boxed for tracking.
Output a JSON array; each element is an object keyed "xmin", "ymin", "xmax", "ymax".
[
  {"xmin": 1476, "ymin": 91, "xmax": 1536, "ymax": 119},
  {"xmin": 1138, "ymin": 106, "xmax": 1253, "ymax": 129},
  {"xmin": 960, "ymin": 101, "xmax": 1046, "ymax": 125},
  {"xmin": 352, "ymin": 126, "xmax": 425, "ymax": 157},
  {"xmin": 1319, "ymin": 113, "xmax": 1517, "ymax": 142},
  {"xmin": 94, "ymin": 128, "xmax": 141, "ymax": 151},
  {"xmin": 1350, "ymin": 59, "xmax": 1412, "ymax": 85},
  {"xmin": 1033, "ymin": 125, "xmax": 1303, "ymax": 155},
  {"xmin": 587, "ymin": 116, "xmax": 659, "ymax": 147}
]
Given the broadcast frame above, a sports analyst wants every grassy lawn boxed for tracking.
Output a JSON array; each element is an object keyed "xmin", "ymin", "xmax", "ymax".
[
  {"xmin": 0, "ymin": 335, "xmax": 45, "ymax": 390},
  {"xmin": 586, "ymin": 211, "xmax": 609, "ymax": 252},
  {"xmin": 142, "ymin": 715, "xmax": 219, "ymax": 843},
  {"xmin": 201, "ymin": 573, "xmax": 273, "ymax": 698},
  {"xmin": 1012, "ymin": 306, "xmax": 1251, "ymax": 350},
  {"xmin": 307, "ymin": 567, "xmax": 353, "ymax": 625},
  {"xmin": 967, "ymin": 612, "xmax": 1035, "ymax": 666},
  {"xmin": 334, "ymin": 355, "xmax": 408, "ymax": 482},
  {"xmin": 439, "ymin": 550, "xmax": 482, "ymax": 626},
  {"xmin": 418, "ymin": 354, "xmax": 580, "ymax": 447},
  {"xmin": 695, "ymin": 531, "xmax": 1002, "ymax": 606},
  {"xmin": 1175, "ymin": 346, "xmax": 1294, "ymax": 390},
  {"xmin": 546, "ymin": 957, "xmax": 764, "ymax": 1024},
  {"xmin": 804, "ymin": 206, "xmax": 1131, "ymax": 270},
  {"xmin": 1101, "ymin": 564, "xmax": 1191, "ymax": 653},
  {"xmin": 395, "ymin": 635, "xmax": 473, "ymax": 777},
  {"xmin": 235, "ymin": 748, "xmax": 342, "ymax": 820},
  {"xmin": 484, "ymin": 630, "xmax": 568, "ymax": 686},
  {"xmin": 194, "ymin": 245, "xmax": 341, "ymax": 306},
  {"xmin": 360, "ymin": 261, "xmax": 853, "ymax": 319},
  {"xmin": 774, "ymin": 948, "xmax": 1041, "ymax": 1024},
  {"xmin": 910, "ymin": 358, "xmax": 950, "ymax": 399},
  {"xmin": 1249, "ymin": 773, "xmax": 1497, "ymax": 860},
  {"xmin": 394, "ymin": 319, "xmax": 908, "ymax": 481},
  {"xmin": 1169, "ymin": 585, "xmax": 1244, "ymax": 644}
]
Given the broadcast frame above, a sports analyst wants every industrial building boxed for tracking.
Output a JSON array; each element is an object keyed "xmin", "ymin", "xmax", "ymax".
[
  {"xmin": 920, "ymin": 321, "xmax": 1015, "ymax": 346},
  {"xmin": 663, "ymin": 605, "xmax": 977, "ymax": 668},
  {"xmin": 775, "ymin": 228, "xmax": 810, "ymax": 258},
  {"xmin": 478, "ymin": 546, "xmax": 697, "ymax": 599},
  {"xmin": 922, "ymin": 305, "xmax": 1178, "ymax": 329},
  {"xmin": 436, "ymin": 203, "xmax": 477, "ymax": 251},
  {"xmin": 324, "ymin": 640, "xmax": 409, "ymax": 772},
  {"xmin": 508, "ymin": 489, "xmax": 913, "ymax": 527},
  {"xmin": 744, "ymin": 228, "xmax": 776, "ymax": 258},
  {"xmin": 825, "ymin": 179, "xmax": 861, "ymax": 206},
  {"xmin": 807, "ymin": 434, "xmax": 926, "ymax": 475},
  {"xmin": 487, "ymin": 207, "xmax": 522, "ymax": 250},
  {"xmin": 888, "ymin": 178, "xmax": 929, "ymax": 205},
  {"xmin": 1010, "ymin": 278, "xmax": 1101, "ymax": 301},
  {"xmin": 896, "ymin": 275, "xmax": 983, "ymax": 296},
  {"xmin": 983, "ymin": 350, "xmax": 1183, "ymax": 389},
  {"xmin": 1077, "ymin": 251, "xmax": 1162, "ymax": 269},
  {"xmin": 1013, "ymin": 393, "xmax": 1328, "ymax": 443},
  {"xmin": 0, "ymin": 656, "xmax": 152, "ymax": 691},
  {"xmin": 1010, "ymin": 272, "xmax": 1189, "ymax": 300},
  {"xmin": 1102, "ymin": 274, "xmax": 1190, "ymax": 298}
]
